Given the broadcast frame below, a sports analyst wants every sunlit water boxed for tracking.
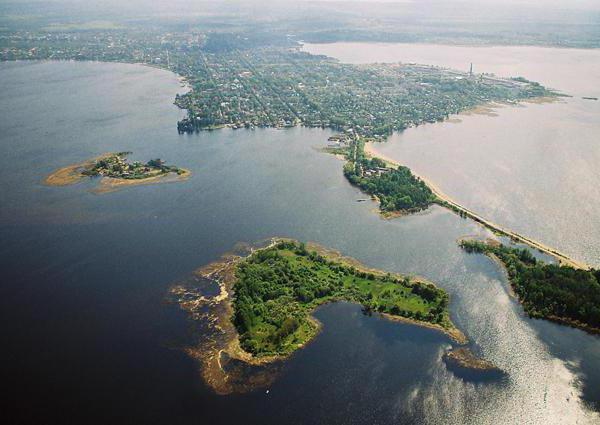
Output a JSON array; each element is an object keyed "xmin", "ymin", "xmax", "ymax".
[
  {"xmin": 303, "ymin": 42, "xmax": 600, "ymax": 267},
  {"xmin": 1, "ymin": 61, "xmax": 599, "ymax": 424}
]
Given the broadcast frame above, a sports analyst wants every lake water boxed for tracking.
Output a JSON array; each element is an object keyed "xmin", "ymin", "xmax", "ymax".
[
  {"xmin": 303, "ymin": 42, "xmax": 600, "ymax": 268},
  {"xmin": 1, "ymin": 60, "xmax": 599, "ymax": 424}
]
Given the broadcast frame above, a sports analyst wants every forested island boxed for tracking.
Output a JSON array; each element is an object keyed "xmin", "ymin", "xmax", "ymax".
[
  {"xmin": 460, "ymin": 240, "xmax": 600, "ymax": 333},
  {"xmin": 45, "ymin": 152, "xmax": 190, "ymax": 192},
  {"xmin": 170, "ymin": 238, "xmax": 469, "ymax": 393},
  {"xmin": 233, "ymin": 240, "xmax": 458, "ymax": 357}
]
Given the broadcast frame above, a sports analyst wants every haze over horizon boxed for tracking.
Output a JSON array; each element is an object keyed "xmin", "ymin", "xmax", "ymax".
[{"xmin": 3, "ymin": 0, "xmax": 600, "ymax": 14}]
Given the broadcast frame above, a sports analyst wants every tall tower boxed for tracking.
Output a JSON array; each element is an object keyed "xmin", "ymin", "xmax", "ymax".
[{"xmin": 469, "ymin": 63, "xmax": 473, "ymax": 77}]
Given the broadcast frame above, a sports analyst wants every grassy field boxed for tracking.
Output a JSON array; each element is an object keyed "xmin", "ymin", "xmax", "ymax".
[{"xmin": 233, "ymin": 240, "xmax": 451, "ymax": 357}]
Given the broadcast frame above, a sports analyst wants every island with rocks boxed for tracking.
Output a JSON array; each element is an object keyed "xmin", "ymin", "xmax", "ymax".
[
  {"xmin": 443, "ymin": 347, "xmax": 505, "ymax": 380},
  {"xmin": 169, "ymin": 238, "xmax": 484, "ymax": 394},
  {"xmin": 44, "ymin": 152, "xmax": 190, "ymax": 193}
]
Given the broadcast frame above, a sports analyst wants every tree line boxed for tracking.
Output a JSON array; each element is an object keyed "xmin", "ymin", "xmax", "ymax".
[{"xmin": 461, "ymin": 240, "xmax": 600, "ymax": 330}]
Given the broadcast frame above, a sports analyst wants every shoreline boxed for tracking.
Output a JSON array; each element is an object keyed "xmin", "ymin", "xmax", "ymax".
[
  {"xmin": 43, "ymin": 153, "xmax": 109, "ymax": 186},
  {"xmin": 171, "ymin": 239, "xmax": 284, "ymax": 394},
  {"xmin": 13, "ymin": 59, "xmax": 192, "ymax": 92},
  {"xmin": 91, "ymin": 168, "xmax": 191, "ymax": 194},
  {"xmin": 363, "ymin": 141, "xmax": 590, "ymax": 270},
  {"xmin": 171, "ymin": 238, "xmax": 468, "ymax": 394},
  {"xmin": 304, "ymin": 241, "xmax": 468, "ymax": 343},
  {"xmin": 380, "ymin": 312, "xmax": 467, "ymax": 344},
  {"xmin": 301, "ymin": 41, "xmax": 600, "ymax": 57}
]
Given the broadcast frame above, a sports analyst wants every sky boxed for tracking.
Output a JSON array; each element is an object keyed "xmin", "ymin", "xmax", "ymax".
[
  {"xmin": 1, "ymin": 0, "xmax": 599, "ymax": 25},
  {"xmin": 4, "ymin": 0, "xmax": 600, "ymax": 7}
]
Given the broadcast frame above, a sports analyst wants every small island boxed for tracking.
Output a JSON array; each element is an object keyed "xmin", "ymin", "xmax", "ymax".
[
  {"xmin": 444, "ymin": 348, "xmax": 499, "ymax": 371},
  {"xmin": 44, "ymin": 152, "xmax": 190, "ymax": 193},
  {"xmin": 170, "ymin": 238, "xmax": 472, "ymax": 394},
  {"xmin": 443, "ymin": 347, "xmax": 505, "ymax": 380},
  {"xmin": 460, "ymin": 239, "xmax": 600, "ymax": 334}
]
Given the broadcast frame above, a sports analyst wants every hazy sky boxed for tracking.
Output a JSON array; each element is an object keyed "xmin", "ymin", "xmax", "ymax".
[
  {"xmin": 5, "ymin": 0, "xmax": 600, "ymax": 7},
  {"xmin": 2, "ymin": 0, "xmax": 599, "ymax": 22}
]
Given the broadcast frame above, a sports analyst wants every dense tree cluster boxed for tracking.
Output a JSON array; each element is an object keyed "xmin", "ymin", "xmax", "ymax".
[
  {"xmin": 233, "ymin": 241, "xmax": 450, "ymax": 356},
  {"xmin": 341, "ymin": 138, "xmax": 435, "ymax": 212},
  {"xmin": 345, "ymin": 162, "xmax": 435, "ymax": 211},
  {"xmin": 461, "ymin": 240, "xmax": 600, "ymax": 329},
  {"xmin": 81, "ymin": 152, "xmax": 183, "ymax": 180}
]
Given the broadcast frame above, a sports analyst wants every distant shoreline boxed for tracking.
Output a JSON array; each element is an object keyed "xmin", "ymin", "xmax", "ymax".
[{"xmin": 301, "ymin": 41, "xmax": 600, "ymax": 57}]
